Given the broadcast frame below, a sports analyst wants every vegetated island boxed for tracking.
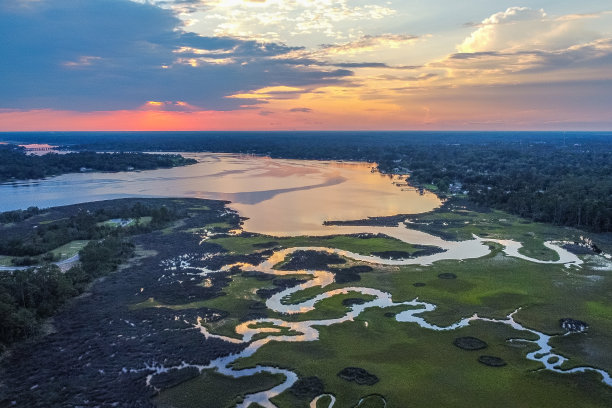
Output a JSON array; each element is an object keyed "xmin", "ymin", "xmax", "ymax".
[{"xmin": 0, "ymin": 144, "xmax": 196, "ymax": 182}]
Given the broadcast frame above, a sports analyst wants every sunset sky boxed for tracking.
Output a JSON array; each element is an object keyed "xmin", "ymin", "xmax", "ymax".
[{"xmin": 1, "ymin": 0, "xmax": 611, "ymax": 131}]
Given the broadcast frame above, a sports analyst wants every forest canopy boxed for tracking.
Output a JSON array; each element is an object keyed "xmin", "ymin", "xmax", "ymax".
[{"xmin": 0, "ymin": 145, "xmax": 196, "ymax": 181}]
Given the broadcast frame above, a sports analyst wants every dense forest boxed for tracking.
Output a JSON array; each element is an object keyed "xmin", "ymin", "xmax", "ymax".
[
  {"xmin": 0, "ymin": 144, "xmax": 196, "ymax": 181},
  {"xmin": 1, "ymin": 131, "xmax": 611, "ymax": 232}
]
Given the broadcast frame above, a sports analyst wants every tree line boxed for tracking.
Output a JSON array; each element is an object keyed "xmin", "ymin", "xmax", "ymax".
[{"xmin": 0, "ymin": 144, "xmax": 196, "ymax": 182}]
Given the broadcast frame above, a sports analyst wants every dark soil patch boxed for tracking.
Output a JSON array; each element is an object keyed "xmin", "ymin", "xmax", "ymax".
[
  {"xmin": 337, "ymin": 367, "xmax": 379, "ymax": 385},
  {"xmin": 438, "ymin": 273, "xmax": 457, "ymax": 280},
  {"xmin": 478, "ymin": 355, "xmax": 507, "ymax": 367},
  {"xmin": 289, "ymin": 376, "xmax": 325, "ymax": 399},
  {"xmin": 342, "ymin": 298, "xmax": 368, "ymax": 307},
  {"xmin": 453, "ymin": 337, "xmax": 488, "ymax": 350}
]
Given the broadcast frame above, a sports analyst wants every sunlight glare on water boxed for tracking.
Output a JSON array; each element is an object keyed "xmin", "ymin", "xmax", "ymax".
[{"xmin": 0, "ymin": 153, "xmax": 441, "ymax": 235}]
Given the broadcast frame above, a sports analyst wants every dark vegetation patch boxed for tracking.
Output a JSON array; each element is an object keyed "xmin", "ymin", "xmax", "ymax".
[
  {"xmin": 333, "ymin": 270, "xmax": 360, "ymax": 284},
  {"xmin": 202, "ymin": 251, "xmax": 271, "ymax": 271},
  {"xmin": 413, "ymin": 282, "xmax": 426, "ymax": 287},
  {"xmin": 478, "ymin": 355, "xmax": 507, "ymax": 367},
  {"xmin": 279, "ymin": 250, "xmax": 345, "ymax": 271},
  {"xmin": 372, "ymin": 245, "xmax": 444, "ymax": 260},
  {"xmin": 288, "ymin": 376, "xmax": 325, "ymax": 399},
  {"xmin": 342, "ymin": 298, "xmax": 368, "ymax": 307},
  {"xmin": 273, "ymin": 278, "xmax": 308, "ymax": 288},
  {"xmin": 346, "ymin": 265, "xmax": 374, "ymax": 273},
  {"xmin": 256, "ymin": 287, "xmax": 284, "ymax": 299},
  {"xmin": 438, "ymin": 273, "xmax": 457, "ymax": 280},
  {"xmin": 0, "ymin": 198, "xmax": 247, "ymax": 407},
  {"xmin": 240, "ymin": 312, "xmax": 268, "ymax": 322},
  {"xmin": 562, "ymin": 243, "xmax": 602, "ymax": 255},
  {"xmin": 337, "ymin": 367, "xmax": 379, "ymax": 386},
  {"xmin": 330, "ymin": 265, "xmax": 373, "ymax": 284},
  {"xmin": 249, "ymin": 301, "xmax": 267, "ymax": 310},
  {"xmin": 242, "ymin": 270, "xmax": 275, "ymax": 281},
  {"xmin": 324, "ymin": 214, "xmax": 411, "ymax": 227},
  {"xmin": 371, "ymin": 250, "xmax": 412, "ymax": 260},
  {"xmin": 453, "ymin": 337, "xmax": 488, "ymax": 351},
  {"xmin": 0, "ymin": 200, "xmax": 185, "ymax": 260},
  {"xmin": 560, "ymin": 318, "xmax": 589, "ymax": 332},
  {"xmin": 384, "ymin": 312, "xmax": 396, "ymax": 318}
]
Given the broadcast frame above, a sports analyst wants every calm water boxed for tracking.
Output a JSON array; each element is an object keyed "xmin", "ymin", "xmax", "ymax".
[{"xmin": 1, "ymin": 153, "xmax": 441, "ymax": 235}]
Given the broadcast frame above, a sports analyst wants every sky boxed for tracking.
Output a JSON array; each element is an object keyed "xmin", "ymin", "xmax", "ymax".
[{"xmin": 1, "ymin": 0, "xmax": 611, "ymax": 131}]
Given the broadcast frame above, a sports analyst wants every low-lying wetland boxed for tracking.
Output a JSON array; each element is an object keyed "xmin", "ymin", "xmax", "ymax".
[{"xmin": 1, "ymin": 197, "xmax": 611, "ymax": 407}]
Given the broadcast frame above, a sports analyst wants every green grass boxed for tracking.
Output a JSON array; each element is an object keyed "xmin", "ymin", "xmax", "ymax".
[
  {"xmin": 154, "ymin": 206, "xmax": 612, "ymax": 406},
  {"xmin": 39, "ymin": 217, "xmax": 68, "ymax": 225},
  {"xmin": 154, "ymin": 370, "xmax": 284, "ymax": 408},
  {"xmin": 281, "ymin": 293, "xmax": 378, "ymax": 323},
  {"xmin": 201, "ymin": 241, "xmax": 612, "ymax": 403},
  {"xmin": 410, "ymin": 206, "xmax": 583, "ymax": 245},
  {"xmin": 234, "ymin": 309, "xmax": 612, "ymax": 408},
  {"xmin": 0, "ymin": 255, "xmax": 13, "ymax": 266},
  {"xmin": 316, "ymin": 395, "xmax": 333, "ymax": 408},
  {"xmin": 97, "ymin": 216, "xmax": 152, "ymax": 228},
  {"xmin": 188, "ymin": 205, "xmax": 211, "ymax": 211},
  {"xmin": 186, "ymin": 222, "xmax": 233, "ymax": 233},
  {"xmin": 49, "ymin": 240, "xmax": 89, "ymax": 260},
  {"xmin": 209, "ymin": 234, "xmax": 432, "ymax": 256}
]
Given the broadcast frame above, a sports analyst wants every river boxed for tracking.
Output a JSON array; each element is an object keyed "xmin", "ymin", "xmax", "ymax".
[
  {"xmin": 0, "ymin": 153, "xmax": 440, "ymax": 236},
  {"xmin": 3, "ymin": 153, "xmax": 608, "ymax": 406}
]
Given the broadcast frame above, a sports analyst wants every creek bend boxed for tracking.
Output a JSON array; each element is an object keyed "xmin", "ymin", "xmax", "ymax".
[{"xmin": 145, "ymin": 223, "xmax": 605, "ymax": 408}]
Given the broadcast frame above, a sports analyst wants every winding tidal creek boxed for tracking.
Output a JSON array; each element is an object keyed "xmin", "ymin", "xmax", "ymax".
[{"xmin": 151, "ymin": 224, "xmax": 608, "ymax": 408}]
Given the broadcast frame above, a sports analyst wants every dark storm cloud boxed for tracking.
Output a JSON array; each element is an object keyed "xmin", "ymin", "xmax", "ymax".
[{"xmin": 0, "ymin": 0, "xmax": 352, "ymax": 111}]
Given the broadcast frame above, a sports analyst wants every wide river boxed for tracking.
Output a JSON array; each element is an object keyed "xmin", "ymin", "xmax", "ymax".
[{"xmin": 1, "ymin": 153, "xmax": 441, "ymax": 235}]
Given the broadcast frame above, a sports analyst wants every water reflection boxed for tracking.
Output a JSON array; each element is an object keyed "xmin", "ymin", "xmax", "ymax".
[{"xmin": 0, "ymin": 153, "xmax": 441, "ymax": 236}]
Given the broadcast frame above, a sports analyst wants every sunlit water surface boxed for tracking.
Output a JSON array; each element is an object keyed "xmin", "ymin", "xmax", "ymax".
[{"xmin": 0, "ymin": 153, "xmax": 441, "ymax": 235}]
